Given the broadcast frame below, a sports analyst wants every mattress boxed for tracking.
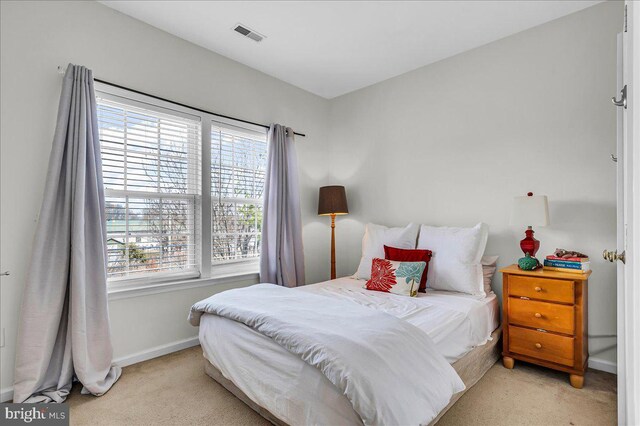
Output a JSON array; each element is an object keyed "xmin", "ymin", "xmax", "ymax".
[
  {"xmin": 293, "ymin": 277, "xmax": 500, "ymax": 362},
  {"xmin": 198, "ymin": 277, "xmax": 499, "ymax": 426}
]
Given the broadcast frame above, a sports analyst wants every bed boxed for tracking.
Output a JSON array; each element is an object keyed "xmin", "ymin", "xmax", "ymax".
[{"xmin": 192, "ymin": 277, "xmax": 501, "ymax": 425}]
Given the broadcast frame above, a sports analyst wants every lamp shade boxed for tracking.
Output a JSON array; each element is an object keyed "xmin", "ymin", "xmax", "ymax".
[
  {"xmin": 510, "ymin": 193, "xmax": 550, "ymax": 227},
  {"xmin": 318, "ymin": 186, "xmax": 348, "ymax": 215}
]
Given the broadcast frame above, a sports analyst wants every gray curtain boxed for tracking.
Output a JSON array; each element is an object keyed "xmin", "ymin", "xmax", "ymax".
[
  {"xmin": 13, "ymin": 64, "xmax": 121, "ymax": 403},
  {"xmin": 260, "ymin": 124, "xmax": 305, "ymax": 286}
]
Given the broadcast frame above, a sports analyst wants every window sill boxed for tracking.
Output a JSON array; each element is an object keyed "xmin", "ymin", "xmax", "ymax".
[{"xmin": 107, "ymin": 266, "xmax": 260, "ymax": 301}]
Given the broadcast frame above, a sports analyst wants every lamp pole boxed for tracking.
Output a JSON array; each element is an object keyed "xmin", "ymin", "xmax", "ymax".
[{"xmin": 330, "ymin": 213, "xmax": 336, "ymax": 279}]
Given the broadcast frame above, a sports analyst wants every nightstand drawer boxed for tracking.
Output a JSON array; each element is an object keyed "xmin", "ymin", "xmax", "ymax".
[
  {"xmin": 508, "ymin": 275, "xmax": 574, "ymax": 304},
  {"xmin": 508, "ymin": 298, "xmax": 575, "ymax": 334},
  {"xmin": 509, "ymin": 326, "xmax": 575, "ymax": 367}
]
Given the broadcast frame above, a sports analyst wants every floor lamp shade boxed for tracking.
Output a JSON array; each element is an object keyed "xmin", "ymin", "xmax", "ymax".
[
  {"xmin": 318, "ymin": 186, "xmax": 349, "ymax": 215},
  {"xmin": 318, "ymin": 186, "xmax": 348, "ymax": 280}
]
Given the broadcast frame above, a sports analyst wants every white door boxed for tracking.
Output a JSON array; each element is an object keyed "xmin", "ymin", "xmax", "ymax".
[{"xmin": 610, "ymin": 2, "xmax": 639, "ymax": 425}]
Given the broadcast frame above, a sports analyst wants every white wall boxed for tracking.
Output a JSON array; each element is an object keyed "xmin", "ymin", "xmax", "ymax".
[
  {"xmin": 0, "ymin": 0, "xmax": 331, "ymax": 397},
  {"xmin": 327, "ymin": 1, "xmax": 621, "ymax": 370}
]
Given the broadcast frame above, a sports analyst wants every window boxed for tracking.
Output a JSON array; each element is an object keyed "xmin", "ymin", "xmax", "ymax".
[
  {"xmin": 95, "ymin": 84, "xmax": 268, "ymax": 286},
  {"xmin": 97, "ymin": 95, "xmax": 201, "ymax": 281},
  {"xmin": 211, "ymin": 123, "xmax": 267, "ymax": 263}
]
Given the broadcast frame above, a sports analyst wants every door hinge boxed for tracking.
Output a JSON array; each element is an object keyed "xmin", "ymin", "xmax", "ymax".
[{"xmin": 624, "ymin": 5, "xmax": 628, "ymax": 32}]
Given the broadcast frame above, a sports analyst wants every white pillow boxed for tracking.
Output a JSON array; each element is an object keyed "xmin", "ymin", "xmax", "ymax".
[
  {"xmin": 417, "ymin": 223, "xmax": 489, "ymax": 297},
  {"xmin": 354, "ymin": 223, "xmax": 420, "ymax": 280},
  {"xmin": 481, "ymin": 255, "xmax": 499, "ymax": 295}
]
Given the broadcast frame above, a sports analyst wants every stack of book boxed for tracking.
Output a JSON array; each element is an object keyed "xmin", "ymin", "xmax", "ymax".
[{"xmin": 543, "ymin": 255, "xmax": 591, "ymax": 274}]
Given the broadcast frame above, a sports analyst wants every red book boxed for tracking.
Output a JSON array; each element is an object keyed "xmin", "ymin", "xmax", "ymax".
[{"xmin": 546, "ymin": 255, "xmax": 589, "ymax": 262}]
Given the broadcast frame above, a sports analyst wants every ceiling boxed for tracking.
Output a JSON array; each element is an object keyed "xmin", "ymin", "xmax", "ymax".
[{"xmin": 100, "ymin": 1, "xmax": 602, "ymax": 99}]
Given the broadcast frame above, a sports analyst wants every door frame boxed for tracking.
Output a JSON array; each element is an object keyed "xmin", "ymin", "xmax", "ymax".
[{"xmin": 619, "ymin": 2, "xmax": 639, "ymax": 425}]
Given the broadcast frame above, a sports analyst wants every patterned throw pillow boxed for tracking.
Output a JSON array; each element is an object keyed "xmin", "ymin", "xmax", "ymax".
[
  {"xmin": 384, "ymin": 246, "xmax": 432, "ymax": 293},
  {"xmin": 365, "ymin": 258, "xmax": 426, "ymax": 297}
]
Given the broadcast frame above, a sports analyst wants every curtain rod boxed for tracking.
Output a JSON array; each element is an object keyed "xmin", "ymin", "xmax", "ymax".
[
  {"xmin": 93, "ymin": 78, "xmax": 306, "ymax": 137},
  {"xmin": 56, "ymin": 66, "xmax": 305, "ymax": 137}
]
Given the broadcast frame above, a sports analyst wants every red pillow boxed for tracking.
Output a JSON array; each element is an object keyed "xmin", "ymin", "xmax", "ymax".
[{"xmin": 384, "ymin": 245, "xmax": 432, "ymax": 293}]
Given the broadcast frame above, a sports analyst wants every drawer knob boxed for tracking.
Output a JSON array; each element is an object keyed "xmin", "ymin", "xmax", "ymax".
[
  {"xmin": 534, "ymin": 286, "xmax": 542, "ymax": 292},
  {"xmin": 535, "ymin": 343, "xmax": 542, "ymax": 349},
  {"xmin": 534, "ymin": 313, "xmax": 542, "ymax": 318}
]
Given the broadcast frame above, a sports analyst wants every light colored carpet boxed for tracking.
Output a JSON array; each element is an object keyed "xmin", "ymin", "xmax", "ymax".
[
  {"xmin": 438, "ymin": 360, "xmax": 616, "ymax": 426},
  {"xmin": 66, "ymin": 346, "xmax": 616, "ymax": 425}
]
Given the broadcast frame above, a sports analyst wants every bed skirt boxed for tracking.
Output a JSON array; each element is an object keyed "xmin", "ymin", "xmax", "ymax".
[
  {"xmin": 429, "ymin": 325, "xmax": 502, "ymax": 424},
  {"xmin": 204, "ymin": 325, "xmax": 502, "ymax": 425}
]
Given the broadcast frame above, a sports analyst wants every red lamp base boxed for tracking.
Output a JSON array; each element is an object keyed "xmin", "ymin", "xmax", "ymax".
[{"xmin": 520, "ymin": 227, "xmax": 540, "ymax": 256}]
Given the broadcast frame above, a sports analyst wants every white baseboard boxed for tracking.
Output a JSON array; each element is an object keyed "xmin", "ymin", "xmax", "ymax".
[
  {"xmin": 589, "ymin": 357, "xmax": 617, "ymax": 374},
  {"xmin": 1, "ymin": 386, "xmax": 13, "ymax": 403},
  {"xmin": 0, "ymin": 336, "xmax": 201, "ymax": 402},
  {"xmin": 113, "ymin": 336, "xmax": 200, "ymax": 368}
]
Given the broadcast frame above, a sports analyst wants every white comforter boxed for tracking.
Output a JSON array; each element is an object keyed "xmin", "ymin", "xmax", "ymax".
[
  {"xmin": 298, "ymin": 278, "xmax": 498, "ymax": 362},
  {"xmin": 189, "ymin": 283, "xmax": 465, "ymax": 426}
]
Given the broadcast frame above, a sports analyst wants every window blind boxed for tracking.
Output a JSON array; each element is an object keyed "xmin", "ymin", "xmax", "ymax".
[
  {"xmin": 211, "ymin": 122, "xmax": 267, "ymax": 263},
  {"xmin": 97, "ymin": 96, "xmax": 202, "ymax": 280}
]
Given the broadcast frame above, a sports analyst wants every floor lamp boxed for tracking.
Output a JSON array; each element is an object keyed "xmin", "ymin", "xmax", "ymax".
[{"xmin": 318, "ymin": 186, "xmax": 349, "ymax": 279}]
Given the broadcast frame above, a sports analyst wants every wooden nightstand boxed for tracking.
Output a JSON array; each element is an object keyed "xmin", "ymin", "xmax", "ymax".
[{"xmin": 500, "ymin": 264, "xmax": 591, "ymax": 388}]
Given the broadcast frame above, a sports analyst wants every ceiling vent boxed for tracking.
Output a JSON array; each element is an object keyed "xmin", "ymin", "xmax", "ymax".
[{"xmin": 233, "ymin": 24, "xmax": 265, "ymax": 42}]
